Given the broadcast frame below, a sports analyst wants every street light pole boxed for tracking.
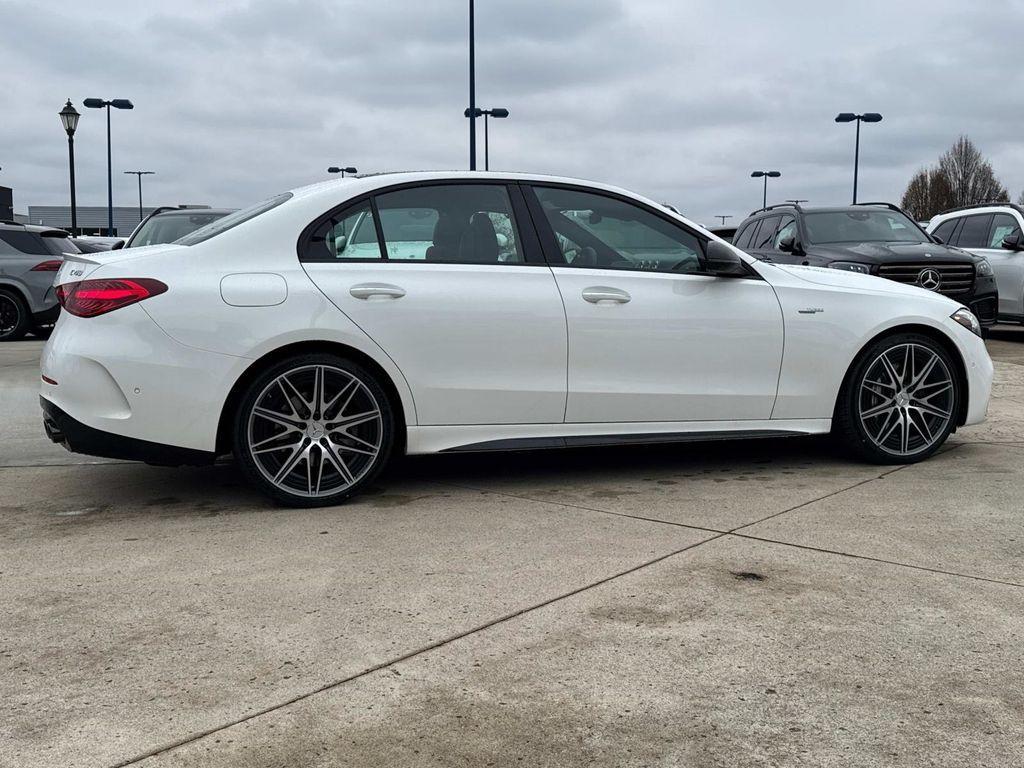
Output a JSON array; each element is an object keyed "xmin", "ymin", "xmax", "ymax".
[
  {"xmin": 84, "ymin": 98, "xmax": 134, "ymax": 235},
  {"xmin": 715, "ymin": 215, "xmax": 732, "ymax": 226},
  {"xmin": 327, "ymin": 166, "xmax": 358, "ymax": 178},
  {"xmin": 835, "ymin": 112, "xmax": 882, "ymax": 204},
  {"xmin": 468, "ymin": 0, "xmax": 476, "ymax": 170},
  {"xmin": 59, "ymin": 100, "xmax": 80, "ymax": 235},
  {"xmin": 750, "ymin": 170, "xmax": 781, "ymax": 209},
  {"xmin": 124, "ymin": 171, "xmax": 154, "ymax": 221}
]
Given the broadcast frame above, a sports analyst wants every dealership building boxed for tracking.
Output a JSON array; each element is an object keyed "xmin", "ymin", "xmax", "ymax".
[{"xmin": 22, "ymin": 205, "xmax": 159, "ymax": 237}]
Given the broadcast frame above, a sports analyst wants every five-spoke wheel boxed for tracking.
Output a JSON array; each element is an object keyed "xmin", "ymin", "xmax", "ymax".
[
  {"xmin": 835, "ymin": 333, "xmax": 960, "ymax": 463},
  {"xmin": 234, "ymin": 355, "xmax": 394, "ymax": 506}
]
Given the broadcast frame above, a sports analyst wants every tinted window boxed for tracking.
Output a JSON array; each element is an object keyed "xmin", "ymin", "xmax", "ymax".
[
  {"xmin": 177, "ymin": 194, "xmax": 291, "ymax": 246},
  {"xmin": 534, "ymin": 186, "xmax": 704, "ymax": 273},
  {"xmin": 374, "ymin": 184, "xmax": 523, "ymax": 263},
  {"xmin": 304, "ymin": 202, "xmax": 382, "ymax": 261},
  {"xmin": 773, "ymin": 216, "xmax": 797, "ymax": 250},
  {"xmin": 751, "ymin": 216, "xmax": 782, "ymax": 250},
  {"xmin": 803, "ymin": 210, "xmax": 924, "ymax": 244},
  {"xmin": 0, "ymin": 230, "xmax": 49, "ymax": 255},
  {"xmin": 989, "ymin": 213, "xmax": 1021, "ymax": 247},
  {"xmin": 733, "ymin": 222, "xmax": 756, "ymax": 250},
  {"xmin": 42, "ymin": 233, "xmax": 78, "ymax": 255},
  {"xmin": 931, "ymin": 218, "xmax": 957, "ymax": 244},
  {"xmin": 956, "ymin": 214, "xmax": 993, "ymax": 249}
]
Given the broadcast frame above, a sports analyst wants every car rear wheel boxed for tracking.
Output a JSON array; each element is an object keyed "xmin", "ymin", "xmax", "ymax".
[
  {"xmin": 0, "ymin": 289, "xmax": 30, "ymax": 341},
  {"xmin": 233, "ymin": 354, "xmax": 395, "ymax": 507},
  {"xmin": 834, "ymin": 333, "xmax": 960, "ymax": 464}
]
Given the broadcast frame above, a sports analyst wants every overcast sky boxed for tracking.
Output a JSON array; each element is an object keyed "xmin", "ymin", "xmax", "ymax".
[{"xmin": 3, "ymin": 0, "xmax": 1023, "ymax": 224}]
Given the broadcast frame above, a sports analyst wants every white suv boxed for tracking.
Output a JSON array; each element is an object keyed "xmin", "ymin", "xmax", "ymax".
[{"xmin": 928, "ymin": 204, "xmax": 1024, "ymax": 324}]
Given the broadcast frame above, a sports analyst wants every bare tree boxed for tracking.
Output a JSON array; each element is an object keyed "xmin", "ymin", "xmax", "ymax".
[
  {"xmin": 1018, "ymin": 189, "xmax": 1024, "ymax": 207},
  {"xmin": 900, "ymin": 136, "xmax": 1008, "ymax": 219},
  {"xmin": 900, "ymin": 167, "xmax": 953, "ymax": 220}
]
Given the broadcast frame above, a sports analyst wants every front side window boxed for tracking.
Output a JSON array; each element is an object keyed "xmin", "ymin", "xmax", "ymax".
[
  {"xmin": 803, "ymin": 209, "xmax": 925, "ymax": 245},
  {"xmin": 989, "ymin": 213, "xmax": 1021, "ymax": 247},
  {"xmin": 773, "ymin": 216, "xmax": 797, "ymax": 249},
  {"xmin": 375, "ymin": 184, "xmax": 523, "ymax": 263},
  {"xmin": 533, "ymin": 186, "xmax": 704, "ymax": 273},
  {"xmin": 956, "ymin": 214, "xmax": 994, "ymax": 249},
  {"xmin": 751, "ymin": 216, "xmax": 781, "ymax": 250}
]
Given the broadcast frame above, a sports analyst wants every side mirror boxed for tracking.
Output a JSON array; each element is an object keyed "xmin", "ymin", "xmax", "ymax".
[
  {"xmin": 706, "ymin": 240, "xmax": 749, "ymax": 277},
  {"xmin": 111, "ymin": 240, "xmax": 125, "ymax": 250},
  {"xmin": 778, "ymin": 234, "xmax": 802, "ymax": 254},
  {"xmin": 930, "ymin": 234, "xmax": 944, "ymax": 245},
  {"xmin": 1002, "ymin": 234, "xmax": 1023, "ymax": 251}
]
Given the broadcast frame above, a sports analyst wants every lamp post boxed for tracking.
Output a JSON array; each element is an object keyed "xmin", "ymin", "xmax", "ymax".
[
  {"xmin": 715, "ymin": 215, "xmax": 732, "ymax": 226},
  {"xmin": 750, "ymin": 170, "xmax": 781, "ymax": 209},
  {"xmin": 468, "ymin": 0, "xmax": 477, "ymax": 170},
  {"xmin": 58, "ymin": 100, "xmax": 80, "ymax": 235},
  {"xmin": 835, "ymin": 112, "xmax": 882, "ymax": 204},
  {"xmin": 83, "ymin": 98, "xmax": 134, "ymax": 235},
  {"xmin": 785, "ymin": 199, "xmax": 808, "ymax": 205},
  {"xmin": 327, "ymin": 166, "xmax": 358, "ymax": 178},
  {"xmin": 123, "ymin": 170, "xmax": 154, "ymax": 221},
  {"xmin": 463, "ymin": 107, "xmax": 509, "ymax": 170}
]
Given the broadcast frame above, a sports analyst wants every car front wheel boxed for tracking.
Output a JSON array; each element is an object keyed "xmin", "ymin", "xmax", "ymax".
[
  {"xmin": 233, "ymin": 354, "xmax": 395, "ymax": 506},
  {"xmin": 834, "ymin": 333, "xmax": 960, "ymax": 464}
]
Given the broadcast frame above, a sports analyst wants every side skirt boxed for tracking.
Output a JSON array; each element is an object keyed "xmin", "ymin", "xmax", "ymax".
[{"xmin": 406, "ymin": 419, "xmax": 832, "ymax": 455}]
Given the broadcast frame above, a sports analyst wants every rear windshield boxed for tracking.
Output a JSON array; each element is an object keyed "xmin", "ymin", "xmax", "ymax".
[
  {"xmin": 129, "ymin": 212, "xmax": 229, "ymax": 248},
  {"xmin": 176, "ymin": 193, "xmax": 292, "ymax": 246}
]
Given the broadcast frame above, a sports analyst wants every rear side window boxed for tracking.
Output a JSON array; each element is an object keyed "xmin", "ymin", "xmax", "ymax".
[
  {"xmin": 989, "ymin": 213, "xmax": 1022, "ymax": 247},
  {"xmin": 956, "ymin": 214, "xmax": 993, "ymax": 249},
  {"xmin": 734, "ymin": 222, "xmax": 759, "ymax": 250},
  {"xmin": 0, "ymin": 230, "xmax": 49, "ymax": 255},
  {"xmin": 773, "ymin": 216, "xmax": 797, "ymax": 250},
  {"xmin": 931, "ymin": 218, "xmax": 958, "ymax": 244},
  {"xmin": 751, "ymin": 216, "xmax": 781, "ymax": 250},
  {"xmin": 303, "ymin": 202, "xmax": 382, "ymax": 261},
  {"xmin": 375, "ymin": 184, "xmax": 523, "ymax": 263}
]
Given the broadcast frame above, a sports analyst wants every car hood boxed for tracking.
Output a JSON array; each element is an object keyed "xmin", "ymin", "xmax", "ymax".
[
  {"xmin": 767, "ymin": 262, "xmax": 961, "ymax": 304},
  {"xmin": 807, "ymin": 241, "xmax": 973, "ymax": 264}
]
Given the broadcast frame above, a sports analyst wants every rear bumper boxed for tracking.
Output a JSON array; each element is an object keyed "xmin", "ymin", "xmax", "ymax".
[{"xmin": 41, "ymin": 396, "xmax": 214, "ymax": 466}]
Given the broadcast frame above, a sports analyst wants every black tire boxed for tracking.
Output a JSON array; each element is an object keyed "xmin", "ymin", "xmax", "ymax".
[
  {"xmin": 232, "ymin": 353, "xmax": 395, "ymax": 507},
  {"xmin": 833, "ymin": 332, "xmax": 960, "ymax": 464},
  {"xmin": 0, "ymin": 288, "xmax": 30, "ymax": 342}
]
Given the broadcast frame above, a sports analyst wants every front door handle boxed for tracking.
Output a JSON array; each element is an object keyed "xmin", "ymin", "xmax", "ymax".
[
  {"xmin": 582, "ymin": 286, "xmax": 631, "ymax": 304},
  {"xmin": 350, "ymin": 283, "xmax": 406, "ymax": 300}
]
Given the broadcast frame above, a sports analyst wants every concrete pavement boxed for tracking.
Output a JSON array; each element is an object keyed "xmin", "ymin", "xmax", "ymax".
[{"xmin": 2, "ymin": 328, "xmax": 1023, "ymax": 767}]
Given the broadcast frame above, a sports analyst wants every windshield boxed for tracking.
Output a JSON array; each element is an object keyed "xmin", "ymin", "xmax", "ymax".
[
  {"xmin": 176, "ymin": 193, "xmax": 292, "ymax": 246},
  {"xmin": 129, "ymin": 212, "xmax": 229, "ymax": 247},
  {"xmin": 803, "ymin": 210, "xmax": 925, "ymax": 245}
]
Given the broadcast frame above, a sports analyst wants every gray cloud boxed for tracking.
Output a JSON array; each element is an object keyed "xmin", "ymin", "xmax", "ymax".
[{"xmin": 2, "ymin": 0, "xmax": 1022, "ymax": 225}]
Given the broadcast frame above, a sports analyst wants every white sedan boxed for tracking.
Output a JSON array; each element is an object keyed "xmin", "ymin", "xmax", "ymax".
[{"xmin": 40, "ymin": 172, "xmax": 993, "ymax": 506}]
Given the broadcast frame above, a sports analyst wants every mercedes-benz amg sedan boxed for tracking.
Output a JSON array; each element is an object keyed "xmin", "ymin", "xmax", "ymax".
[{"xmin": 40, "ymin": 172, "xmax": 993, "ymax": 506}]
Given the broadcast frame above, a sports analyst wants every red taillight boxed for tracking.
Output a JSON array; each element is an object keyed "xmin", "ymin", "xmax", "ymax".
[
  {"xmin": 56, "ymin": 278, "xmax": 168, "ymax": 318},
  {"xmin": 31, "ymin": 260, "xmax": 63, "ymax": 272}
]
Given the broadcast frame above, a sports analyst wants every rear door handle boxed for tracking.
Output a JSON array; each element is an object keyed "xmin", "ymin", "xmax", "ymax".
[
  {"xmin": 582, "ymin": 286, "xmax": 631, "ymax": 304},
  {"xmin": 349, "ymin": 283, "xmax": 406, "ymax": 300}
]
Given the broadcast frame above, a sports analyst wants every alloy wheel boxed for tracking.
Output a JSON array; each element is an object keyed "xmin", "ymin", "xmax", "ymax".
[
  {"xmin": 246, "ymin": 364, "xmax": 383, "ymax": 498},
  {"xmin": 0, "ymin": 294, "xmax": 21, "ymax": 338},
  {"xmin": 857, "ymin": 343, "xmax": 954, "ymax": 457}
]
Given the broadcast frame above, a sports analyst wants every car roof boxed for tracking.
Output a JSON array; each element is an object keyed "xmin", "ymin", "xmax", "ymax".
[
  {"xmin": 0, "ymin": 221, "xmax": 70, "ymax": 236},
  {"xmin": 931, "ymin": 202, "xmax": 1024, "ymax": 220}
]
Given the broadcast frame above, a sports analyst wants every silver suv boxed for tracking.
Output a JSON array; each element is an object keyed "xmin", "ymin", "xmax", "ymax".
[
  {"xmin": 928, "ymin": 204, "xmax": 1024, "ymax": 324},
  {"xmin": 0, "ymin": 222, "xmax": 77, "ymax": 341}
]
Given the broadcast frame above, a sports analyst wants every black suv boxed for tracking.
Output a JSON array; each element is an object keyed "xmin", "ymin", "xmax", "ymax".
[{"xmin": 733, "ymin": 202, "xmax": 999, "ymax": 326}]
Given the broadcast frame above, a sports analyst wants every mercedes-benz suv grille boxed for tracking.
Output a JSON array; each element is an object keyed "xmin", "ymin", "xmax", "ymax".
[{"xmin": 875, "ymin": 262, "xmax": 975, "ymax": 297}]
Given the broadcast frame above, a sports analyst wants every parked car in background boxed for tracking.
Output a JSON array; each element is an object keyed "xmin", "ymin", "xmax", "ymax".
[
  {"xmin": 0, "ymin": 222, "xmax": 76, "ymax": 340},
  {"xmin": 71, "ymin": 236, "xmax": 124, "ymax": 253},
  {"xmin": 733, "ymin": 202, "xmax": 999, "ymax": 326},
  {"xmin": 708, "ymin": 225, "xmax": 737, "ymax": 243},
  {"xmin": 42, "ymin": 172, "xmax": 991, "ymax": 507},
  {"xmin": 927, "ymin": 203, "xmax": 1024, "ymax": 324},
  {"xmin": 122, "ymin": 206, "xmax": 236, "ymax": 248}
]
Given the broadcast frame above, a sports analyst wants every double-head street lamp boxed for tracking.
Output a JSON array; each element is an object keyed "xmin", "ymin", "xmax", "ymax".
[
  {"xmin": 751, "ymin": 170, "xmax": 781, "ymax": 209},
  {"xmin": 327, "ymin": 166, "xmax": 358, "ymax": 178},
  {"xmin": 835, "ymin": 112, "xmax": 882, "ymax": 204},
  {"xmin": 124, "ymin": 170, "xmax": 155, "ymax": 220},
  {"xmin": 83, "ymin": 97, "xmax": 133, "ymax": 235},
  {"xmin": 58, "ymin": 100, "xmax": 80, "ymax": 234},
  {"xmin": 463, "ymin": 107, "xmax": 509, "ymax": 171},
  {"xmin": 715, "ymin": 215, "xmax": 732, "ymax": 226}
]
